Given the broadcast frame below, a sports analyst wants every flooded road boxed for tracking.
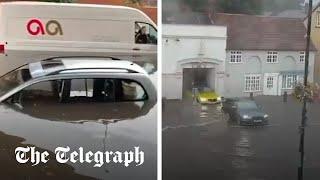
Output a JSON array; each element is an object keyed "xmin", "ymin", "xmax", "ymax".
[
  {"xmin": 163, "ymin": 96, "xmax": 320, "ymax": 180},
  {"xmin": 0, "ymin": 100, "xmax": 157, "ymax": 179}
]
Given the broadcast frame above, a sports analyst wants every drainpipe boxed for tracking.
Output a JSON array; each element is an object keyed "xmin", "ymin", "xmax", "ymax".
[
  {"xmin": 298, "ymin": 0, "xmax": 313, "ymax": 179},
  {"xmin": 192, "ymin": 62, "xmax": 197, "ymax": 105}
]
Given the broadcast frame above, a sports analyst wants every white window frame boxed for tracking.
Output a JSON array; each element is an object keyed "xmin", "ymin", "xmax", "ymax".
[
  {"xmin": 266, "ymin": 76, "xmax": 274, "ymax": 89},
  {"xmin": 282, "ymin": 74, "xmax": 298, "ymax": 89},
  {"xmin": 299, "ymin": 51, "xmax": 305, "ymax": 63},
  {"xmin": 244, "ymin": 74, "xmax": 262, "ymax": 92},
  {"xmin": 230, "ymin": 51, "xmax": 242, "ymax": 63},
  {"xmin": 317, "ymin": 12, "xmax": 320, "ymax": 27},
  {"xmin": 267, "ymin": 51, "xmax": 278, "ymax": 63}
]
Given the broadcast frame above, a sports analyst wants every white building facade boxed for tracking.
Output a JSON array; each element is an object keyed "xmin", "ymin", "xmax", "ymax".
[
  {"xmin": 225, "ymin": 50, "xmax": 315, "ymax": 97},
  {"xmin": 162, "ymin": 24, "xmax": 227, "ymax": 99},
  {"xmin": 162, "ymin": 14, "xmax": 316, "ymax": 99}
]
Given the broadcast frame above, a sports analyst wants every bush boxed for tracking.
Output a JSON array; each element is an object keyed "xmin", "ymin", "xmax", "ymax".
[{"xmin": 293, "ymin": 82, "xmax": 320, "ymax": 103}]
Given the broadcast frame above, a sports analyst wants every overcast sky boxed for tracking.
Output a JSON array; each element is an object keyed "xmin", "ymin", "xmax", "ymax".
[{"xmin": 304, "ymin": 0, "xmax": 320, "ymax": 6}]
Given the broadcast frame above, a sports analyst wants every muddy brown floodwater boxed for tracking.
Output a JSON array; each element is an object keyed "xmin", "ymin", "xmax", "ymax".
[
  {"xmin": 0, "ymin": 98, "xmax": 157, "ymax": 179},
  {"xmin": 163, "ymin": 97, "xmax": 320, "ymax": 180},
  {"xmin": 0, "ymin": 131, "xmax": 94, "ymax": 179}
]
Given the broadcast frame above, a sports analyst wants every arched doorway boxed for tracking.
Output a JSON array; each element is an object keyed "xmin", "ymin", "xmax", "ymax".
[{"xmin": 177, "ymin": 58, "xmax": 223, "ymax": 99}]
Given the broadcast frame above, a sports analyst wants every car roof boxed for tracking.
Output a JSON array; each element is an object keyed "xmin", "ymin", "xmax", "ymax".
[
  {"xmin": 225, "ymin": 97, "xmax": 255, "ymax": 102},
  {"xmin": 29, "ymin": 57, "xmax": 147, "ymax": 78}
]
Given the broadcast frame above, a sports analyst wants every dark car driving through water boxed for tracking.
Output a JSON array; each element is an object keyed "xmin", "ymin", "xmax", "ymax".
[{"xmin": 222, "ymin": 98, "xmax": 269, "ymax": 126}]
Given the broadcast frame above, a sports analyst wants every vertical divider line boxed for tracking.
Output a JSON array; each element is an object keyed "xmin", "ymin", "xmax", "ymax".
[{"xmin": 157, "ymin": 0, "xmax": 163, "ymax": 179}]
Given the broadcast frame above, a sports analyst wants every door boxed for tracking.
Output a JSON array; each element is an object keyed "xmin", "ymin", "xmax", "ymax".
[
  {"xmin": 182, "ymin": 68, "xmax": 213, "ymax": 99},
  {"xmin": 263, "ymin": 73, "xmax": 279, "ymax": 95},
  {"xmin": 134, "ymin": 22, "xmax": 157, "ymax": 51}
]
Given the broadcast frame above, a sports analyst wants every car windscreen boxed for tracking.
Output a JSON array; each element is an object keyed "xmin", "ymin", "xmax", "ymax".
[
  {"xmin": 197, "ymin": 86, "xmax": 211, "ymax": 92},
  {"xmin": 236, "ymin": 101, "xmax": 258, "ymax": 110},
  {"xmin": 0, "ymin": 66, "xmax": 31, "ymax": 97},
  {"xmin": 202, "ymin": 87, "xmax": 212, "ymax": 92}
]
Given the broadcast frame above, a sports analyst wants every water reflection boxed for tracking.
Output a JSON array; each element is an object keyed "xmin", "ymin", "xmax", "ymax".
[
  {"xmin": 234, "ymin": 130, "xmax": 253, "ymax": 157},
  {"xmin": 6, "ymin": 97, "xmax": 155, "ymax": 123},
  {"xmin": 231, "ymin": 130, "xmax": 252, "ymax": 169},
  {"xmin": 0, "ymin": 99, "xmax": 157, "ymax": 179}
]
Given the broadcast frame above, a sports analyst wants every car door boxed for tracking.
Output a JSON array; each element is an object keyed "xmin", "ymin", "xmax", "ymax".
[
  {"xmin": 222, "ymin": 99, "xmax": 230, "ymax": 112},
  {"xmin": 0, "ymin": 72, "xmax": 157, "ymax": 103},
  {"xmin": 223, "ymin": 99, "xmax": 234, "ymax": 114},
  {"xmin": 228, "ymin": 101, "xmax": 238, "ymax": 120}
]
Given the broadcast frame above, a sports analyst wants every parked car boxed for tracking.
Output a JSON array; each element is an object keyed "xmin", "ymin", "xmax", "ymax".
[
  {"xmin": 196, "ymin": 87, "xmax": 222, "ymax": 104},
  {"xmin": 222, "ymin": 98, "xmax": 268, "ymax": 126},
  {"xmin": 0, "ymin": 57, "xmax": 157, "ymax": 104}
]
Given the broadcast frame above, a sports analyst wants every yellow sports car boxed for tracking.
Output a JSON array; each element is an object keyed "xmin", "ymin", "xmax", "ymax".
[{"xmin": 196, "ymin": 87, "xmax": 222, "ymax": 104}]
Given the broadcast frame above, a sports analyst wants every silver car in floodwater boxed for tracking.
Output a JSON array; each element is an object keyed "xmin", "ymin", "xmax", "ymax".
[{"xmin": 0, "ymin": 57, "xmax": 156, "ymax": 103}]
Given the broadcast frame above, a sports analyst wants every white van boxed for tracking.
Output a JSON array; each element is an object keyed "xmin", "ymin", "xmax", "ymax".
[{"xmin": 0, "ymin": 2, "xmax": 157, "ymax": 76}]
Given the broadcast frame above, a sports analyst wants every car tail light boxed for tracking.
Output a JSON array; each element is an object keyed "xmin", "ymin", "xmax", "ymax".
[{"xmin": 0, "ymin": 44, "xmax": 4, "ymax": 54}]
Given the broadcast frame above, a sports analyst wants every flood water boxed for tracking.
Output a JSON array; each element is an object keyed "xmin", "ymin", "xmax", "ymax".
[
  {"xmin": 0, "ymin": 99, "xmax": 157, "ymax": 179},
  {"xmin": 163, "ymin": 97, "xmax": 320, "ymax": 180}
]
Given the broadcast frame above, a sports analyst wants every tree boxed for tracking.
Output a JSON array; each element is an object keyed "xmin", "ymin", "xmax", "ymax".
[
  {"xmin": 165, "ymin": 0, "xmax": 301, "ymax": 15},
  {"xmin": 294, "ymin": 82, "xmax": 320, "ymax": 103},
  {"xmin": 262, "ymin": 0, "xmax": 300, "ymax": 14},
  {"xmin": 37, "ymin": 0, "xmax": 75, "ymax": 2},
  {"xmin": 125, "ymin": 0, "xmax": 143, "ymax": 7},
  {"xmin": 173, "ymin": 0, "xmax": 263, "ymax": 15},
  {"xmin": 217, "ymin": 0, "xmax": 263, "ymax": 15}
]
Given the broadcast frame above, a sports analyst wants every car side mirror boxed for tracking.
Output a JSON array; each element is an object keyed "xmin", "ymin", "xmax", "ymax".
[{"xmin": 6, "ymin": 92, "xmax": 24, "ymax": 110}]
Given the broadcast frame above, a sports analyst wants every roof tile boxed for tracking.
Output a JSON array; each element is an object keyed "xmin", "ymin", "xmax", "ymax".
[
  {"xmin": 214, "ymin": 13, "xmax": 316, "ymax": 51},
  {"xmin": 164, "ymin": 12, "xmax": 315, "ymax": 51}
]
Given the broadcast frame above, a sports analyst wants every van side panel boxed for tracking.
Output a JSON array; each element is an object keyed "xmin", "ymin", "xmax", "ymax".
[
  {"xmin": 0, "ymin": 5, "xmax": 2, "ymax": 40},
  {"xmin": 0, "ymin": 2, "xmax": 157, "ymax": 76},
  {"xmin": 8, "ymin": 18, "xmax": 133, "ymax": 43}
]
